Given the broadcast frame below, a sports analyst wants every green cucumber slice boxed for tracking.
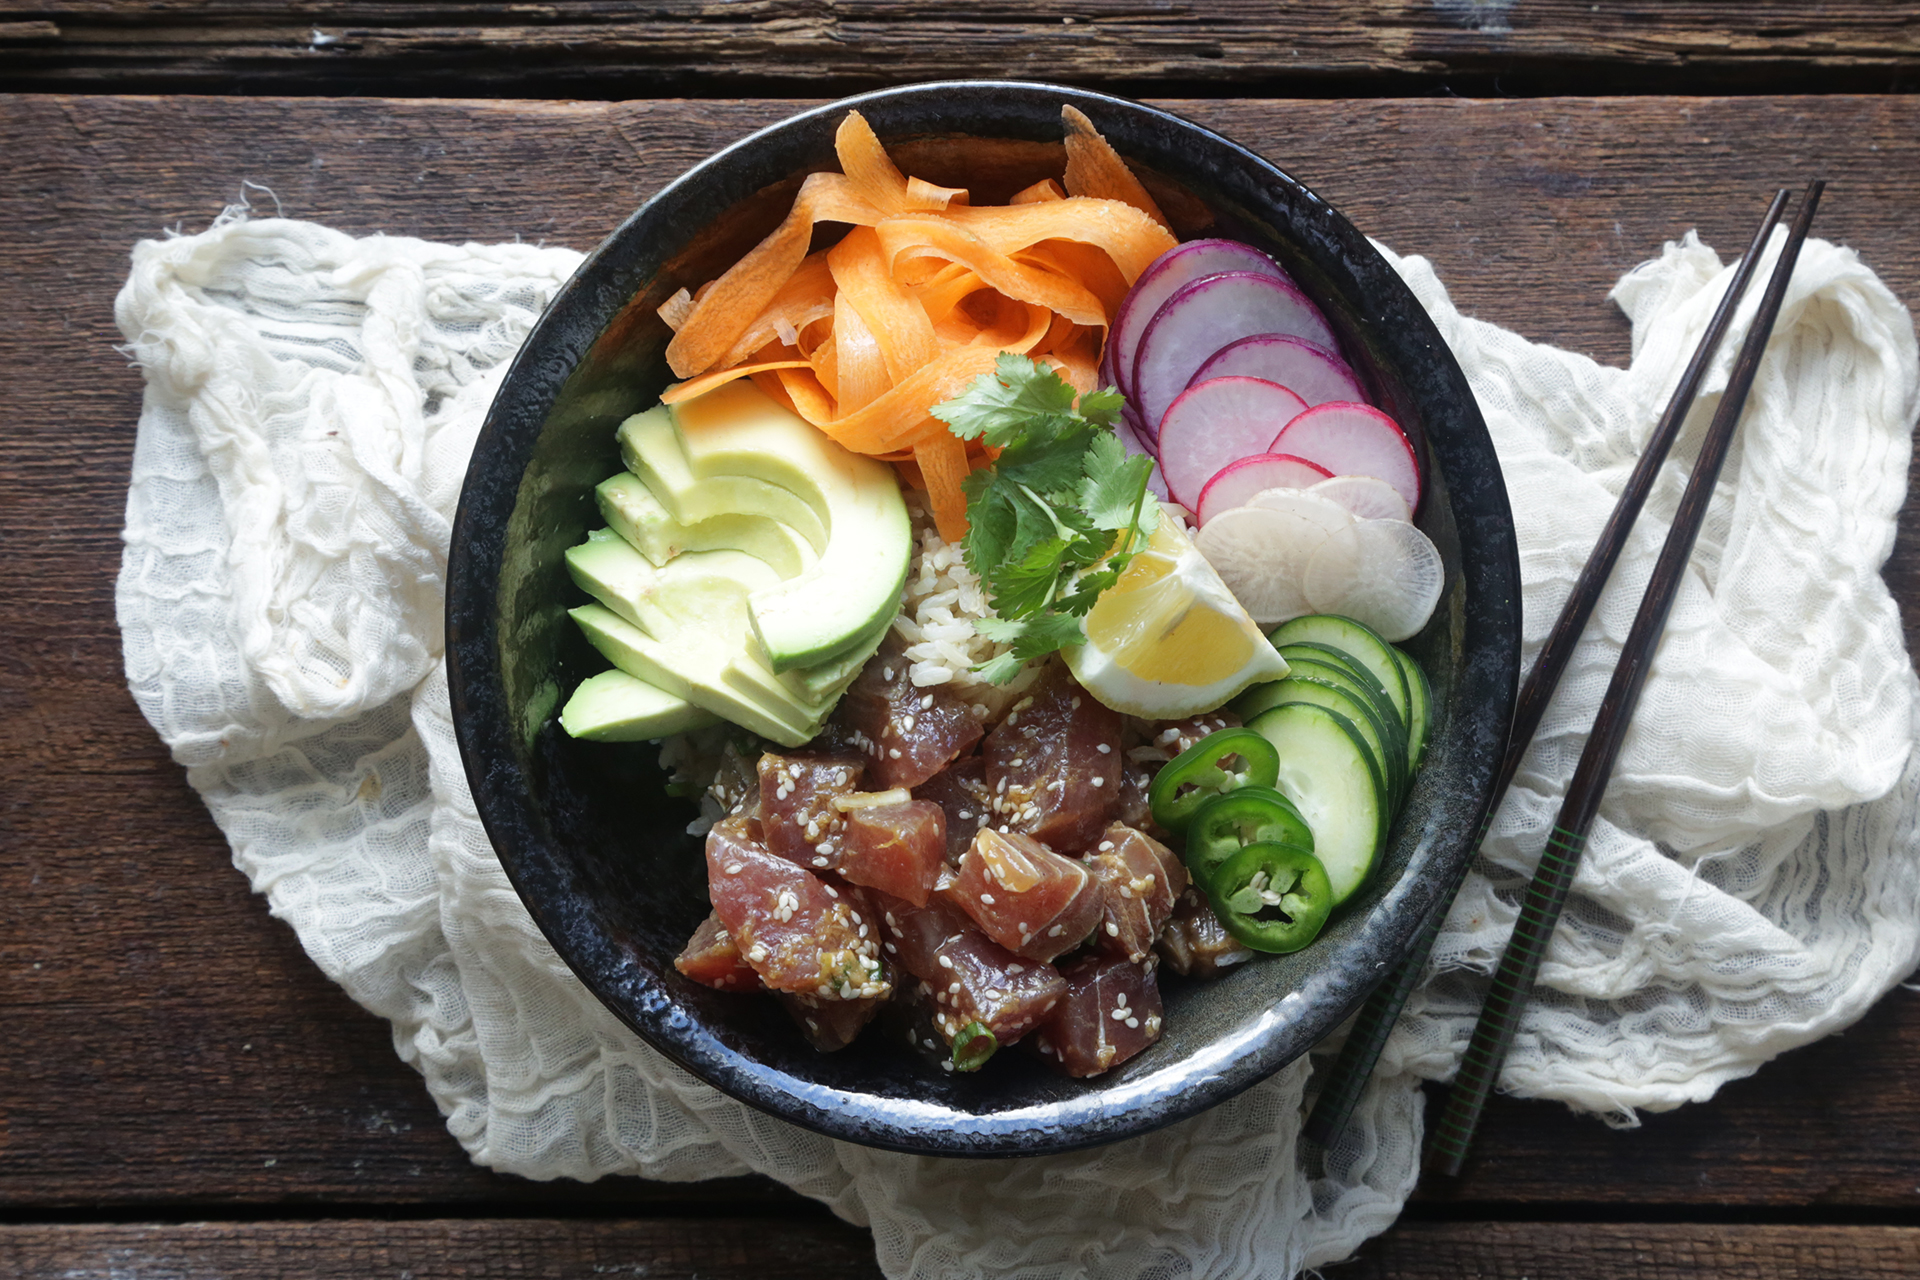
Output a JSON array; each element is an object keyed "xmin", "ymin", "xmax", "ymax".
[
  {"xmin": 1245, "ymin": 702, "xmax": 1387, "ymax": 904},
  {"xmin": 1274, "ymin": 644, "xmax": 1407, "ymax": 744},
  {"xmin": 1392, "ymin": 647, "xmax": 1433, "ymax": 771},
  {"xmin": 1241, "ymin": 673, "xmax": 1406, "ymax": 808},
  {"xmin": 1269, "ymin": 616, "xmax": 1412, "ymax": 731}
]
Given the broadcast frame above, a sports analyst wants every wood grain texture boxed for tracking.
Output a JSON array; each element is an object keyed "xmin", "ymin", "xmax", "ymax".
[
  {"xmin": 0, "ymin": 2, "xmax": 1917, "ymax": 96},
  {"xmin": 5, "ymin": 1219, "xmax": 1919, "ymax": 1278},
  {"xmin": 2, "ymin": 96, "xmax": 1918, "ymax": 1223}
]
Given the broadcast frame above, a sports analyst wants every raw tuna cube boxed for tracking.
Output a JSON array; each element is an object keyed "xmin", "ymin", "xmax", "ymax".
[
  {"xmin": 704, "ymin": 816, "xmax": 890, "ymax": 1000},
  {"xmin": 1155, "ymin": 887, "xmax": 1255, "ymax": 978},
  {"xmin": 1031, "ymin": 953, "xmax": 1164, "ymax": 1078},
  {"xmin": 925, "ymin": 929, "xmax": 1067, "ymax": 1046},
  {"xmin": 757, "ymin": 751, "xmax": 867, "ymax": 870},
  {"xmin": 1141, "ymin": 710, "xmax": 1242, "ymax": 760},
  {"xmin": 913, "ymin": 755, "xmax": 995, "ymax": 861},
  {"xmin": 949, "ymin": 828, "xmax": 1104, "ymax": 963},
  {"xmin": 673, "ymin": 911, "xmax": 764, "ymax": 992},
  {"xmin": 983, "ymin": 666, "xmax": 1123, "ymax": 852},
  {"xmin": 834, "ymin": 635, "xmax": 986, "ymax": 789},
  {"xmin": 839, "ymin": 798, "xmax": 947, "ymax": 906},
  {"xmin": 866, "ymin": 888, "xmax": 972, "ymax": 980},
  {"xmin": 1086, "ymin": 822, "xmax": 1188, "ymax": 964},
  {"xmin": 778, "ymin": 989, "xmax": 885, "ymax": 1051}
]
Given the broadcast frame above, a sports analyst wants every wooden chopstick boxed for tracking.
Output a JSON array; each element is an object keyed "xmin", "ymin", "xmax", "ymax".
[
  {"xmin": 1424, "ymin": 179, "xmax": 1826, "ymax": 1177},
  {"xmin": 1301, "ymin": 188, "xmax": 1795, "ymax": 1151}
]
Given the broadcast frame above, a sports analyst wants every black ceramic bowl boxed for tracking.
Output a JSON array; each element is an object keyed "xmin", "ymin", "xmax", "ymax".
[{"xmin": 448, "ymin": 82, "xmax": 1519, "ymax": 1158}]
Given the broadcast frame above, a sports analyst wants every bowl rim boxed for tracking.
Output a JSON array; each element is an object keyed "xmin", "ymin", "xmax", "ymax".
[{"xmin": 447, "ymin": 80, "xmax": 1520, "ymax": 1157}]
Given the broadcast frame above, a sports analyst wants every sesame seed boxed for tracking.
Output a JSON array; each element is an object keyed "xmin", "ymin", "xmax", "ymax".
[
  {"xmin": 812, "ymin": 857, "xmax": 828, "ymax": 868},
  {"xmin": 726, "ymin": 863, "xmax": 743, "ymax": 875},
  {"xmin": 979, "ymin": 892, "xmax": 995, "ymax": 905},
  {"xmin": 824, "ymin": 885, "xmax": 839, "ymax": 898},
  {"xmin": 1090, "ymin": 776, "xmax": 1105, "ymax": 787},
  {"xmin": 938, "ymin": 955, "xmax": 954, "ymax": 969},
  {"xmin": 921, "ymin": 694, "xmax": 934, "ymax": 709},
  {"xmin": 1048, "ymin": 925, "xmax": 1064, "ymax": 937},
  {"xmin": 889, "ymin": 748, "xmax": 902, "ymax": 759},
  {"xmin": 883, "ymin": 666, "xmax": 895, "ymax": 681},
  {"xmin": 1126, "ymin": 1017, "xmax": 1140, "ymax": 1029},
  {"xmin": 1106, "ymin": 922, "xmax": 1120, "ymax": 936},
  {"xmin": 1097, "ymin": 841, "xmax": 1114, "ymax": 852},
  {"xmin": 1096, "ymin": 743, "xmax": 1112, "ymax": 754},
  {"xmin": 1111, "ymin": 1009, "xmax": 1128, "ymax": 1021}
]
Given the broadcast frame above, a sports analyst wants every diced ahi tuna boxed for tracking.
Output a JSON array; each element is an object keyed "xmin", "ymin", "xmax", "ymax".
[
  {"xmin": 778, "ymin": 989, "xmax": 885, "ymax": 1051},
  {"xmin": 1114, "ymin": 751, "xmax": 1157, "ymax": 833},
  {"xmin": 868, "ymin": 890, "xmax": 1065, "ymax": 1046},
  {"xmin": 704, "ymin": 816, "xmax": 890, "ymax": 1000},
  {"xmin": 1142, "ymin": 710, "xmax": 1242, "ymax": 760},
  {"xmin": 1086, "ymin": 822, "xmax": 1188, "ymax": 964},
  {"xmin": 983, "ymin": 665, "xmax": 1123, "ymax": 852},
  {"xmin": 925, "ymin": 929, "xmax": 1066, "ymax": 1046},
  {"xmin": 673, "ymin": 911, "xmax": 764, "ymax": 992},
  {"xmin": 913, "ymin": 755, "xmax": 994, "ymax": 862},
  {"xmin": 1155, "ymin": 887, "xmax": 1256, "ymax": 978},
  {"xmin": 1031, "ymin": 953, "xmax": 1164, "ymax": 1078},
  {"xmin": 949, "ymin": 828, "xmax": 1104, "ymax": 963},
  {"xmin": 839, "ymin": 798, "xmax": 946, "ymax": 906},
  {"xmin": 866, "ymin": 888, "xmax": 972, "ymax": 979},
  {"xmin": 834, "ymin": 635, "xmax": 986, "ymax": 789},
  {"xmin": 757, "ymin": 751, "xmax": 866, "ymax": 871}
]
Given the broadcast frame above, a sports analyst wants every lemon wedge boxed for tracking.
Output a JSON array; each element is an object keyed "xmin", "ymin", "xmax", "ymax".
[{"xmin": 1064, "ymin": 515, "xmax": 1289, "ymax": 717}]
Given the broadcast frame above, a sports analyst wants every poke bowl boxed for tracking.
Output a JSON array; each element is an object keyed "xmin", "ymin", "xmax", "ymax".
[{"xmin": 446, "ymin": 81, "xmax": 1520, "ymax": 1157}]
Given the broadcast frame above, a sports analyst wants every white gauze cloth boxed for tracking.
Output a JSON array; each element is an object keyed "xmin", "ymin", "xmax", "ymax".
[{"xmin": 115, "ymin": 208, "xmax": 1920, "ymax": 1277}]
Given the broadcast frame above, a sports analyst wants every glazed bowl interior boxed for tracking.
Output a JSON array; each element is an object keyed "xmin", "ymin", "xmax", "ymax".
[{"xmin": 448, "ymin": 82, "xmax": 1519, "ymax": 1157}]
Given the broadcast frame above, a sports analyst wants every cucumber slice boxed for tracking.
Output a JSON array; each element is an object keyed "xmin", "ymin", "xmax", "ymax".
[
  {"xmin": 1268, "ymin": 616, "xmax": 1412, "ymax": 729},
  {"xmin": 1246, "ymin": 702, "xmax": 1387, "ymax": 904},
  {"xmin": 1392, "ymin": 647, "xmax": 1433, "ymax": 771},
  {"xmin": 1240, "ymin": 673, "xmax": 1406, "ymax": 808},
  {"xmin": 1274, "ymin": 643, "xmax": 1408, "ymax": 745}
]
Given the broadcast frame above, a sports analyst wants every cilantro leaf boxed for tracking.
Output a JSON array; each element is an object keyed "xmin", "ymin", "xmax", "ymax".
[
  {"xmin": 932, "ymin": 354, "xmax": 1164, "ymax": 684},
  {"xmin": 932, "ymin": 352, "xmax": 1080, "ymax": 446}
]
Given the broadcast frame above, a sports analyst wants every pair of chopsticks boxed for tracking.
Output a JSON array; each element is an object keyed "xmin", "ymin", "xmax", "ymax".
[{"xmin": 1304, "ymin": 180, "xmax": 1825, "ymax": 1175}]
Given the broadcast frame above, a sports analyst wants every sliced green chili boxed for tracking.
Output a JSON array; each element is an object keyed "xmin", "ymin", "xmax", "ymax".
[
  {"xmin": 1148, "ymin": 728, "xmax": 1282, "ymax": 834},
  {"xmin": 1181, "ymin": 786, "xmax": 1314, "ymax": 894},
  {"xmin": 1208, "ymin": 841, "xmax": 1333, "ymax": 953}
]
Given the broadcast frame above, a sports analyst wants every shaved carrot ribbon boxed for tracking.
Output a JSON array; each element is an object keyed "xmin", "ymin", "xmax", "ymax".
[{"xmin": 660, "ymin": 106, "xmax": 1176, "ymax": 541}]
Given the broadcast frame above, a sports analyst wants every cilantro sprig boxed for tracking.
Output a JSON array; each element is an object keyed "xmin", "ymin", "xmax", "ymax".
[{"xmin": 931, "ymin": 353, "xmax": 1159, "ymax": 684}]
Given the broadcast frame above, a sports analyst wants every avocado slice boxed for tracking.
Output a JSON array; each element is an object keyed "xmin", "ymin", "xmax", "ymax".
[
  {"xmin": 566, "ymin": 531, "xmax": 781, "ymax": 639},
  {"xmin": 618, "ymin": 406, "xmax": 829, "ymax": 552},
  {"xmin": 667, "ymin": 382, "xmax": 912, "ymax": 673},
  {"xmin": 596, "ymin": 471, "xmax": 817, "ymax": 578},
  {"xmin": 559, "ymin": 669, "xmax": 720, "ymax": 741},
  {"xmin": 569, "ymin": 604, "xmax": 826, "ymax": 748}
]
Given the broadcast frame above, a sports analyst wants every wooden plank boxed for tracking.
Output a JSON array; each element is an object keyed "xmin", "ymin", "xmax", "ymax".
[
  {"xmin": 1, "ymin": 2, "xmax": 1917, "ymax": 96},
  {"xmin": 2, "ymin": 95, "xmax": 1919, "ymax": 1213},
  {"xmin": 5, "ymin": 1219, "xmax": 1919, "ymax": 1278}
]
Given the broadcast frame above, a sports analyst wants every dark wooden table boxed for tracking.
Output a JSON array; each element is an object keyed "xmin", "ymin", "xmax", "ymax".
[{"xmin": 6, "ymin": 9, "xmax": 1920, "ymax": 1277}]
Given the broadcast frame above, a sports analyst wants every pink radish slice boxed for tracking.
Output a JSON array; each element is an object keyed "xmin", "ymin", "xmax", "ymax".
[
  {"xmin": 1115, "ymin": 416, "xmax": 1169, "ymax": 501},
  {"xmin": 1195, "ymin": 453, "xmax": 1332, "ymax": 525},
  {"xmin": 1306, "ymin": 475, "xmax": 1411, "ymax": 523},
  {"xmin": 1108, "ymin": 241, "xmax": 1292, "ymax": 399},
  {"xmin": 1133, "ymin": 273, "xmax": 1337, "ymax": 442},
  {"xmin": 1191, "ymin": 335, "xmax": 1365, "ymax": 408},
  {"xmin": 1157, "ymin": 377, "xmax": 1309, "ymax": 509},
  {"xmin": 1271, "ymin": 401, "xmax": 1421, "ymax": 511}
]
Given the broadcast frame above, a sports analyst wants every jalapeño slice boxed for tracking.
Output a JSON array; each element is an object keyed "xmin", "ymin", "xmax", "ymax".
[
  {"xmin": 1148, "ymin": 727, "xmax": 1282, "ymax": 835},
  {"xmin": 1182, "ymin": 785, "xmax": 1313, "ymax": 894},
  {"xmin": 1208, "ymin": 841, "xmax": 1333, "ymax": 953}
]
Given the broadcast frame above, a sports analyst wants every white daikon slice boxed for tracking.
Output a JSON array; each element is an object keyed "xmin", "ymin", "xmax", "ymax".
[
  {"xmin": 1271, "ymin": 401, "xmax": 1421, "ymax": 511},
  {"xmin": 1133, "ymin": 273, "xmax": 1337, "ymax": 441},
  {"xmin": 1195, "ymin": 453, "xmax": 1332, "ymax": 525},
  {"xmin": 1159, "ymin": 377, "xmax": 1309, "ymax": 508},
  {"xmin": 1302, "ymin": 518, "xmax": 1445, "ymax": 642},
  {"xmin": 1307, "ymin": 475, "xmax": 1412, "ymax": 523},
  {"xmin": 1109, "ymin": 241, "xmax": 1291, "ymax": 398},
  {"xmin": 1191, "ymin": 334, "xmax": 1366, "ymax": 408},
  {"xmin": 1195, "ymin": 497, "xmax": 1354, "ymax": 625}
]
